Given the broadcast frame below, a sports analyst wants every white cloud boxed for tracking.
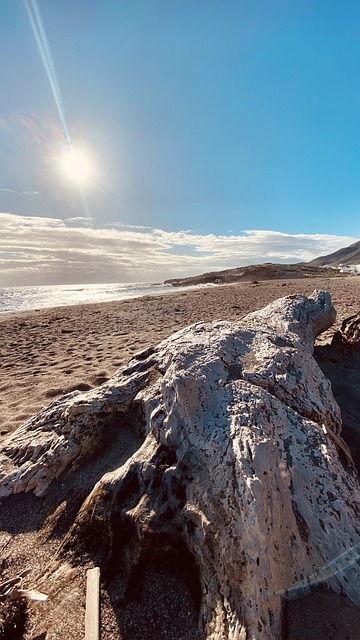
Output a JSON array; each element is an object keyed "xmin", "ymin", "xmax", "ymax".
[{"xmin": 0, "ymin": 211, "xmax": 357, "ymax": 286}]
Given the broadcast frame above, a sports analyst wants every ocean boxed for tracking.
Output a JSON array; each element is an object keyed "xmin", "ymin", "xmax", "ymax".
[{"xmin": 0, "ymin": 281, "xmax": 192, "ymax": 313}]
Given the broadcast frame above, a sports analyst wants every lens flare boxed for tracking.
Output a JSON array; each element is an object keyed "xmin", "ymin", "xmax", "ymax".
[
  {"xmin": 24, "ymin": 0, "xmax": 94, "ymax": 218},
  {"xmin": 23, "ymin": 0, "xmax": 70, "ymax": 144}
]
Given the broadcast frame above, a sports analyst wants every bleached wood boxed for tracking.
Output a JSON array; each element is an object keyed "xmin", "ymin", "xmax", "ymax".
[
  {"xmin": 3, "ymin": 291, "xmax": 360, "ymax": 639},
  {"xmin": 85, "ymin": 567, "xmax": 100, "ymax": 640}
]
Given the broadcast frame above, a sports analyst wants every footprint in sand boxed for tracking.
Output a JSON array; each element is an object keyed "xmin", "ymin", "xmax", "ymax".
[
  {"xmin": 45, "ymin": 382, "xmax": 92, "ymax": 398},
  {"xmin": 45, "ymin": 388, "xmax": 65, "ymax": 398},
  {"xmin": 89, "ymin": 371, "xmax": 109, "ymax": 385},
  {"xmin": 66, "ymin": 382, "xmax": 92, "ymax": 393}
]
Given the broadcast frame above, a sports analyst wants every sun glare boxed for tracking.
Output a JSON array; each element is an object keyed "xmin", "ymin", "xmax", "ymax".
[{"xmin": 58, "ymin": 146, "xmax": 96, "ymax": 186}]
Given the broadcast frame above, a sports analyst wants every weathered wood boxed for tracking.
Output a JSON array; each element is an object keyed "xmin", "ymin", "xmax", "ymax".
[
  {"xmin": 85, "ymin": 567, "xmax": 100, "ymax": 640},
  {"xmin": 332, "ymin": 310, "xmax": 360, "ymax": 347},
  {"xmin": 2, "ymin": 291, "xmax": 360, "ymax": 639}
]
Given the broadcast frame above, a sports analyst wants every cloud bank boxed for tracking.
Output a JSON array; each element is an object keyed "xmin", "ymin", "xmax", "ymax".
[{"xmin": 0, "ymin": 212, "xmax": 357, "ymax": 286}]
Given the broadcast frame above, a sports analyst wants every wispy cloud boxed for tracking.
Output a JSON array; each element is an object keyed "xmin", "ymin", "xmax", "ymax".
[
  {"xmin": 0, "ymin": 212, "xmax": 357, "ymax": 286},
  {"xmin": 0, "ymin": 118, "xmax": 11, "ymax": 131},
  {"xmin": 65, "ymin": 216, "xmax": 93, "ymax": 227},
  {"xmin": 0, "ymin": 188, "xmax": 39, "ymax": 196}
]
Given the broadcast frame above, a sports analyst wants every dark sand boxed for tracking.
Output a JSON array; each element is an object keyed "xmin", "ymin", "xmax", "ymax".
[{"xmin": 0, "ymin": 276, "xmax": 360, "ymax": 639}]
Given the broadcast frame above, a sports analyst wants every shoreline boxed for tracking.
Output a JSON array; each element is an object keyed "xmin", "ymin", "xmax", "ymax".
[
  {"xmin": 0, "ymin": 273, "xmax": 357, "ymax": 318},
  {"xmin": 0, "ymin": 282, "xmax": 210, "ymax": 319},
  {"xmin": 0, "ymin": 271, "xmax": 356, "ymax": 316},
  {"xmin": 1, "ymin": 276, "xmax": 359, "ymax": 438},
  {"xmin": 0, "ymin": 281, "xmax": 192, "ymax": 315}
]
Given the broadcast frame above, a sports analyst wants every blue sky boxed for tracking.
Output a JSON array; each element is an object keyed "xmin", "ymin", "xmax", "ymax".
[{"xmin": 0, "ymin": 0, "xmax": 359, "ymax": 285}]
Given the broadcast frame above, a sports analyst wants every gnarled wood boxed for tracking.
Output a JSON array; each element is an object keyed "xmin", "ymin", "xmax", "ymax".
[
  {"xmin": 332, "ymin": 311, "xmax": 360, "ymax": 348},
  {"xmin": 2, "ymin": 290, "xmax": 360, "ymax": 639}
]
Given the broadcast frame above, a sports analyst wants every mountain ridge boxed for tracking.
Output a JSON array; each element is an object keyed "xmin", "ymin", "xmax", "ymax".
[{"xmin": 308, "ymin": 239, "xmax": 360, "ymax": 266}]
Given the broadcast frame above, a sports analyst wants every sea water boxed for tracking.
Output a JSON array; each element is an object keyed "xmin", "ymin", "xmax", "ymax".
[{"xmin": 0, "ymin": 282, "xmax": 183, "ymax": 313}]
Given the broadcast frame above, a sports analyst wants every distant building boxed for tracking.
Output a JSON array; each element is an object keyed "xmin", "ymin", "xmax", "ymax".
[{"xmin": 338, "ymin": 264, "xmax": 360, "ymax": 274}]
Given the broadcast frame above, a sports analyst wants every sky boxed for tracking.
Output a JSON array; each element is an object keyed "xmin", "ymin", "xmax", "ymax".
[{"xmin": 1, "ymin": 0, "xmax": 360, "ymax": 286}]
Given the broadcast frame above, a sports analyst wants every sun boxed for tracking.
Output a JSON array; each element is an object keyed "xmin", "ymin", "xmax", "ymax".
[{"xmin": 58, "ymin": 146, "xmax": 96, "ymax": 186}]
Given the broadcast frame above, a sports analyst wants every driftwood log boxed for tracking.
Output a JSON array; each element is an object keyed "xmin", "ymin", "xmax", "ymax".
[
  {"xmin": 1, "ymin": 290, "xmax": 360, "ymax": 639},
  {"xmin": 332, "ymin": 310, "xmax": 360, "ymax": 348}
]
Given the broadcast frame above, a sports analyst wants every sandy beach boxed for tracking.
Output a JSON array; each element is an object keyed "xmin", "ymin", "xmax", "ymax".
[
  {"xmin": 1, "ymin": 276, "xmax": 360, "ymax": 639},
  {"xmin": 2, "ymin": 276, "xmax": 360, "ymax": 439}
]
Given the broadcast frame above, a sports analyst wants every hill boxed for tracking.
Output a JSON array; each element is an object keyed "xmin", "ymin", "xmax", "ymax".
[
  {"xmin": 309, "ymin": 240, "xmax": 360, "ymax": 266},
  {"xmin": 164, "ymin": 262, "xmax": 344, "ymax": 287}
]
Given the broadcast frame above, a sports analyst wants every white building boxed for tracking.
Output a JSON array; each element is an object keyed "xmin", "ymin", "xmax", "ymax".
[{"xmin": 338, "ymin": 264, "xmax": 360, "ymax": 274}]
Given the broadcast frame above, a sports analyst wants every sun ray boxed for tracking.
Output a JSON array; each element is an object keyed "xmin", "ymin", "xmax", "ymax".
[
  {"xmin": 24, "ymin": 0, "xmax": 95, "ymax": 219},
  {"xmin": 24, "ymin": 0, "xmax": 70, "ymax": 144}
]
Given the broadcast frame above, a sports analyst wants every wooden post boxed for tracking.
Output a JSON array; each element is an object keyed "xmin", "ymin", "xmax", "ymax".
[{"xmin": 85, "ymin": 567, "xmax": 100, "ymax": 640}]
